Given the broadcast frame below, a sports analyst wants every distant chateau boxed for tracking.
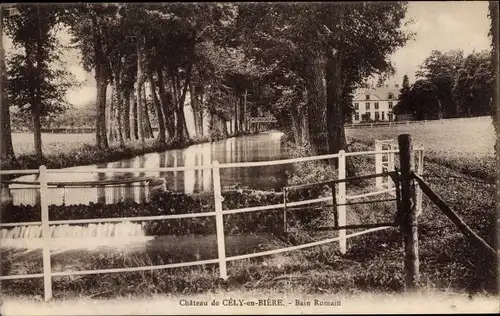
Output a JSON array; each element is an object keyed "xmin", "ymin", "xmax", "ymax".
[{"xmin": 351, "ymin": 84, "xmax": 401, "ymax": 123}]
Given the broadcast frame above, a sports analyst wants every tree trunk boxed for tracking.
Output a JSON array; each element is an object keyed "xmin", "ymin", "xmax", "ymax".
[
  {"xmin": 0, "ymin": 13, "xmax": 17, "ymax": 167},
  {"xmin": 173, "ymin": 70, "xmax": 191, "ymax": 143},
  {"xmin": 233, "ymin": 93, "xmax": 239, "ymax": 134},
  {"xmin": 325, "ymin": 48, "xmax": 347, "ymax": 159},
  {"xmin": 220, "ymin": 114, "xmax": 228, "ymax": 137},
  {"xmin": 198, "ymin": 92, "xmax": 204, "ymax": 136},
  {"xmin": 142, "ymin": 82, "xmax": 154, "ymax": 138},
  {"xmin": 290, "ymin": 107, "xmax": 303, "ymax": 146},
  {"xmin": 239, "ymin": 94, "xmax": 245, "ymax": 132},
  {"xmin": 189, "ymin": 82, "xmax": 200, "ymax": 137},
  {"xmin": 243, "ymin": 88, "xmax": 248, "ymax": 132},
  {"xmin": 130, "ymin": 93, "xmax": 138, "ymax": 140},
  {"xmin": 172, "ymin": 76, "xmax": 182, "ymax": 142},
  {"xmin": 115, "ymin": 83, "xmax": 124, "ymax": 146},
  {"xmin": 122, "ymin": 90, "xmax": 131, "ymax": 140},
  {"xmin": 107, "ymin": 84, "xmax": 115, "ymax": 143},
  {"xmin": 305, "ymin": 52, "xmax": 328, "ymax": 155},
  {"xmin": 91, "ymin": 10, "xmax": 109, "ymax": 150},
  {"xmin": 301, "ymin": 105, "xmax": 310, "ymax": 145},
  {"xmin": 31, "ymin": 108, "xmax": 43, "ymax": 163},
  {"xmin": 95, "ymin": 75, "xmax": 109, "ymax": 149},
  {"xmin": 136, "ymin": 35, "xmax": 146, "ymax": 144},
  {"xmin": 157, "ymin": 68, "xmax": 175, "ymax": 140},
  {"xmin": 148, "ymin": 73, "xmax": 166, "ymax": 144}
]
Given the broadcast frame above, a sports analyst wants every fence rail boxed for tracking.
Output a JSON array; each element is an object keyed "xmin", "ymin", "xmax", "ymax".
[
  {"xmin": 0, "ymin": 142, "xmax": 425, "ymax": 301},
  {"xmin": 346, "ymin": 115, "xmax": 489, "ymax": 129}
]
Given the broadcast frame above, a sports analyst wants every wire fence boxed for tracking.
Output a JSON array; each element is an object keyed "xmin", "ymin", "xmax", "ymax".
[{"xmin": 0, "ymin": 142, "xmax": 425, "ymax": 301}]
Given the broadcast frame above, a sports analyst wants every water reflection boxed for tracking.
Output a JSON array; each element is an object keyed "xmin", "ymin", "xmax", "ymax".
[{"xmin": 9, "ymin": 131, "xmax": 290, "ymax": 205}]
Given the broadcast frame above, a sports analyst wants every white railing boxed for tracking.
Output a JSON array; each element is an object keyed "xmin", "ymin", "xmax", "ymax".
[
  {"xmin": 346, "ymin": 115, "xmax": 489, "ymax": 129},
  {"xmin": 0, "ymin": 144, "xmax": 424, "ymax": 301}
]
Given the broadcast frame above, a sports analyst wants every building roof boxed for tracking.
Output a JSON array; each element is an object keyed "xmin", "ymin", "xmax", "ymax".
[{"xmin": 353, "ymin": 85, "xmax": 401, "ymax": 101}]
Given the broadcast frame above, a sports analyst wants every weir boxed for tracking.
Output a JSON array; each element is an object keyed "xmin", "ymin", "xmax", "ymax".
[{"xmin": 0, "ymin": 222, "xmax": 145, "ymax": 240}]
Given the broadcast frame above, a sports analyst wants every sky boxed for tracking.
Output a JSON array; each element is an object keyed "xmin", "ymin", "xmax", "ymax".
[
  {"xmin": 389, "ymin": 1, "xmax": 491, "ymax": 85},
  {"xmin": 2, "ymin": 1, "xmax": 492, "ymax": 107}
]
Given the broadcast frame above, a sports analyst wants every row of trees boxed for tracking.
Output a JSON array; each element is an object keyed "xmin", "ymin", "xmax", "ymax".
[
  {"xmin": 1, "ymin": 3, "xmax": 258, "ymax": 165},
  {"xmin": 395, "ymin": 49, "xmax": 494, "ymax": 120},
  {"xmin": 2, "ymin": 2, "xmax": 496, "ymax": 167}
]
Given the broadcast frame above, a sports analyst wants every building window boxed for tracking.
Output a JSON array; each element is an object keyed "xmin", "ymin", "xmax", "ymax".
[
  {"xmin": 388, "ymin": 101, "xmax": 393, "ymax": 109},
  {"xmin": 382, "ymin": 111, "xmax": 385, "ymax": 121},
  {"xmin": 354, "ymin": 103, "xmax": 359, "ymax": 110},
  {"xmin": 374, "ymin": 102, "xmax": 379, "ymax": 110},
  {"xmin": 374, "ymin": 111, "xmax": 380, "ymax": 121},
  {"xmin": 366, "ymin": 95, "xmax": 370, "ymax": 100},
  {"xmin": 354, "ymin": 112, "xmax": 359, "ymax": 121},
  {"xmin": 365, "ymin": 102, "xmax": 370, "ymax": 110},
  {"xmin": 388, "ymin": 93, "xmax": 393, "ymax": 100},
  {"xmin": 388, "ymin": 113, "xmax": 393, "ymax": 121}
]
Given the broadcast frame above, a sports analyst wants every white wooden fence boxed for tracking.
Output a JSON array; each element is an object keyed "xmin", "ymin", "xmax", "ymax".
[
  {"xmin": 0, "ymin": 143, "xmax": 424, "ymax": 301},
  {"xmin": 346, "ymin": 115, "xmax": 489, "ymax": 129}
]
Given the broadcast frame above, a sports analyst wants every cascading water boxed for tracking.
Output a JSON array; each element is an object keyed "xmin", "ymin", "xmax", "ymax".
[{"xmin": 0, "ymin": 221, "xmax": 145, "ymax": 239}]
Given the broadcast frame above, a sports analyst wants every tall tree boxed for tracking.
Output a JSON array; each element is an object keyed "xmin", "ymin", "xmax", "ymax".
[
  {"xmin": 407, "ymin": 79, "xmax": 441, "ymax": 120},
  {"xmin": 452, "ymin": 51, "xmax": 493, "ymax": 116},
  {"xmin": 416, "ymin": 49, "xmax": 464, "ymax": 118},
  {"xmin": 0, "ymin": 6, "xmax": 17, "ymax": 168},
  {"xmin": 4, "ymin": 4, "xmax": 72, "ymax": 161},
  {"xmin": 236, "ymin": 2, "xmax": 412, "ymax": 155},
  {"xmin": 394, "ymin": 74, "xmax": 411, "ymax": 116},
  {"xmin": 66, "ymin": 3, "xmax": 126, "ymax": 149}
]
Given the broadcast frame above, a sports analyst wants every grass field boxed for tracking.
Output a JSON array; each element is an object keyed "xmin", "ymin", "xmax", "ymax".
[
  {"xmin": 347, "ymin": 116, "xmax": 494, "ymax": 157},
  {"xmin": 347, "ymin": 116, "xmax": 496, "ymax": 181},
  {"xmin": 12, "ymin": 133, "xmax": 95, "ymax": 157}
]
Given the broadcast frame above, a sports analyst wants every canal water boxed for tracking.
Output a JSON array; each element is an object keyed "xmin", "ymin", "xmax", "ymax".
[{"xmin": 8, "ymin": 131, "xmax": 291, "ymax": 206}]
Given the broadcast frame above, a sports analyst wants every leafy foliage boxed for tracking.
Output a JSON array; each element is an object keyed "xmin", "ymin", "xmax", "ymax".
[{"xmin": 397, "ymin": 49, "xmax": 493, "ymax": 120}]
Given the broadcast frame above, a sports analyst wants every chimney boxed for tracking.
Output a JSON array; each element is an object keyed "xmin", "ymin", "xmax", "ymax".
[
  {"xmin": 395, "ymin": 84, "xmax": 399, "ymax": 88},
  {"xmin": 385, "ymin": 84, "xmax": 389, "ymax": 88}
]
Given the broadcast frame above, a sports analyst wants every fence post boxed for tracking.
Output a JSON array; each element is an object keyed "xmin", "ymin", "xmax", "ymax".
[
  {"xmin": 212, "ymin": 160, "xmax": 228, "ymax": 280},
  {"xmin": 397, "ymin": 134, "xmax": 420, "ymax": 290},
  {"xmin": 39, "ymin": 165, "xmax": 53, "ymax": 301},
  {"xmin": 416, "ymin": 146, "xmax": 424, "ymax": 216},
  {"xmin": 283, "ymin": 188, "xmax": 288, "ymax": 233},
  {"xmin": 387, "ymin": 142, "xmax": 394, "ymax": 192},
  {"xmin": 338, "ymin": 150, "xmax": 347, "ymax": 254},
  {"xmin": 375, "ymin": 141, "xmax": 382, "ymax": 189}
]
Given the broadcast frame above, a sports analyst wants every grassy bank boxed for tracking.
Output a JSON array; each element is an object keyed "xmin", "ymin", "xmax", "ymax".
[{"xmin": 1, "ymin": 137, "xmax": 497, "ymax": 300}]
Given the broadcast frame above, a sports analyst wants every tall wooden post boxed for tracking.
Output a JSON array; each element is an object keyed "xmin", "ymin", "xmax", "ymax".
[
  {"xmin": 375, "ymin": 140, "xmax": 383, "ymax": 189},
  {"xmin": 283, "ymin": 188, "xmax": 288, "ymax": 233},
  {"xmin": 398, "ymin": 134, "xmax": 420, "ymax": 290},
  {"xmin": 338, "ymin": 150, "xmax": 347, "ymax": 254},
  {"xmin": 39, "ymin": 165, "xmax": 53, "ymax": 301},
  {"xmin": 387, "ymin": 141, "xmax": 394, "ymax": 192},
  {"xmin": 415, "ymin": 146, "xmax": 424, "ymax": 216},
  {"xmin": 212, "ymin": 161, "xmax": 227, "ymax": 280}
]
